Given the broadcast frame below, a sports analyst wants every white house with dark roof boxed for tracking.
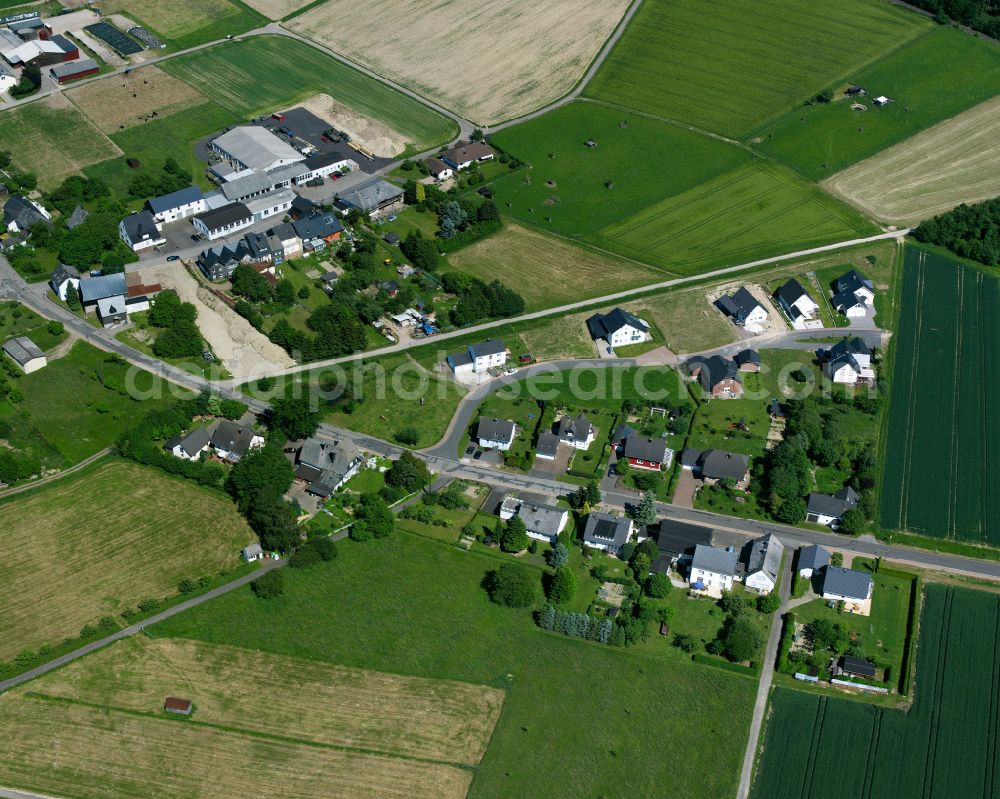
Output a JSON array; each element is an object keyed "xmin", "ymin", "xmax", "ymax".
[
  {"xmin": 681, "ymin": 448, "xmax": 750, "ymax": 488},
  {"xmin": 476, "ymin": 417, "xmax": 516, "ymax": 450},
  {"xmin": 535, "ymin": 431, "xmax": 561, "ymax": 460},
  {"xmin": 147, "ymin": 186, "xmax": 206, "ymax": 224},
  {"xmin": 3, "ymin": 195, "xmax": 51, "ymax": 234},
  {"xmin": 821, "ymin": 566, "xmax": 873, "ymax": 611},
  {"xmin": 775, "ymin": 279, "xmax": 820, "ymax": 329},
  {"xmin": 211, "ymin": 419, "xmax": 264, "ymax": 462},
  {"xmin": 440, "ymin": 141, "xmax": 496, "ymax": 170},
  {"xmin": 582, "ymin": 512, "xmax": 633, "ymax": 555},
  {"xmin": 193, "ymin": 202, "xmax": 254, "ymax": 241},
  {"xmin": 119, "ymin": 210, "xmax": 165, "ymax": 254},
  {"xmin": 822, "ymin": 337, "xmax": 874, "ymax": 385},
  {"xmin": 242, "ymin": 543, "xmax": 264, "ymax": 561},
  {"xmin": 49, "ymin": 263, "xmax": 80, "ymax": 301},
  {"xmin": 744, "ymin": 533, "xmax": 784, "ymax": 594},
  {"xmin": 448, "ymin": 339, "xmax": 507, "ymax": 375},
  {"xmin": 806, "ymin": 485, "xmax": 859, "ymax": 527},
  {"xmin": 716, "ymin": 287, "xmax": 768, "ymax": 332},
  {"xmin": 797, "ymin": 544, "xmax": 830, "ymax": 578},
  {"xmin": 556, "ymin": 413, "xmax": 595, "ymax": 450},
  {"xmin": 689, "ymin": 544, "xmax": 739, "ymax": 596},
  {"xmin": 2, "ymin": 336, "xmax": 46, "ymax": 373},
  {"xmin": 586, "ymin": 307, "xmax": 649, "ymax": 349},
  {"xmin": 165, "ymin": 427, "xmax": 211, "ymax": 461},
  {"xmin": 499, "ymin": 495, "xmax": 568, "ymax": 544}
]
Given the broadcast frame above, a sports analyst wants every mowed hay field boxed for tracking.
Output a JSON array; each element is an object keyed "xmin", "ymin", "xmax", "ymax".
[
  {"xmin": 67, "ymin": 65, "xmax": 208, "ymax": 133},
  {"xmin": 157, "ymin": 532, "xmax": 757, "ymax": 798},
  {"xmin": 584, "ymin": 0, "xmax": 926, "ymax": 136},
  {"xmin": 755, "ymin": 27, "xmax": 1000, "ymax": 181},
  {"xmin": 880, "ymin": 247, "xmax": 1000, "ymax": 544},
  {"xmin": 447, "ymin": 223, "xmax": 662, "ymax": 311},
  {"xmin": 287, "ymin": 0, "xmax": 632, "ymax": 125},
  {"xmin": 822, "ymin": 95, "xmax": 1000, "ymax": 226},
  {"xmin": 0, "ymin": 460, "xmax": 254, "ymax": 659},
  {"xmin": 596, "ymin": 162, "xmax": 878, "ymax": 276},
  {"xmin": 0, "ymin": 698, "xmax": 471, "ymax": 799},
  {"xmin": 241, "ymin": 0, "xmax": 313, "ymax": 20},
  {"xmin": 26, "ymin": 637, "xmax": 503, "ymax": 764},
  {"xmin": 751, "ymin": 585, "xmax": 1000, "ymax": 799},
  {"xmin": 96, "ymin": 0, "xmax": 265, "ymax": 48},
  {"xmin": 0, "ymin": 94, "xmax": 121, "ymax": 190},
  {"xmin": 162, "ymin": 37, "xmax": 457, "ymax": 154}
]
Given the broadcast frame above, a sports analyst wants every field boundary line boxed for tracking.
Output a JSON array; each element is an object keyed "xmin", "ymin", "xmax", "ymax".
[
  {"xmin": 921, "ymin": 586, "xmax": 954, "ymax": 799},
  {"xmin": 896, "ymin": 250, "xmax": 925, "ymax": 529},
  {"xmin": 21, "ymin": 692, "xmax": 480, "ymax": 771},
  {"xmin": 947, "ymin": 265, "xmax": 964, "ymax": 538}
]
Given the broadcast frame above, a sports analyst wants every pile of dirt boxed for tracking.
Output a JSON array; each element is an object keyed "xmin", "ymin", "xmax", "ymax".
[{"xmin": 294, "ymin": 94, "xmax": 407, "ymax": 158}]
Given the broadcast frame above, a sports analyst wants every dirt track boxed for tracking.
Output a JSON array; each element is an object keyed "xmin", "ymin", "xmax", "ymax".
[{"xmin": 822, "ymin": 95, "xmax": 1000, "ymax": 226}]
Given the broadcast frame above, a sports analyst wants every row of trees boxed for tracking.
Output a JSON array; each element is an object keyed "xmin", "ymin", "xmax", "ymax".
[
  {"xmin": 538, "ymin": 605, "xmax": 614, "ymax": 643},
  {"xmin": 912, "ymin": 197, "xmax": 1000, "ymax": 266},
  {"xmin": 908, "ymin": 0, "xmax": 1000, "ymax": 37}
]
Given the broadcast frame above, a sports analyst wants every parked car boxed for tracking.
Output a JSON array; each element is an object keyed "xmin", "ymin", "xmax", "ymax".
[
  {"xmin": 465, "ymin": 445, "xmax": 475, "ymax": 455},
  {"xmin": 473, "ymin": 451, "xmax": 483, "ymax": 460},
  {"xmin": 166, "ymin": 255, "xmax": 180, "ymax": 262}
]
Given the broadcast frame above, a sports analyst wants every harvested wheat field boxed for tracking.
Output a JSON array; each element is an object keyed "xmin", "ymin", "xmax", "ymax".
[
  {"xmin": 822, "ymin": 95, "xmax": 1000, "ymax": 226},
  {"xmin": 67, "ymin": 65, "xmax": 208, "ymax": 133},
  {"xmin": 0, "ymin": 696, "xmax": 472, "ymax": 799},
  {"xmin": 242, "ymin": 0, "xmax": 313, "ymax": 19},
  {"xmin": 294, "ymin": 93, "xmax": 406, "ymax": 157},
  {"xmin": 149, "ymin": 266, "xmax": 294, "ymax": 383},
  {"xmin": 288, "ymin": 0, "xmax": 632, "ymax": 124},
  {"xmin": 37, "ymin": 636, "xmax": 505, "ymax": 764},
  {"xmin": 0, "ymin": 461, "xmax": 254, "ymax": 660}
]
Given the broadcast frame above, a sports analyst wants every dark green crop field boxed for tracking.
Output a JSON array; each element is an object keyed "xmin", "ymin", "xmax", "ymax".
[
  {"xmin": 754, "ymin": 27, "xmax": 1000, "ymax": 181},
  {"xmin": 583, "ymin": 0, "xmax": 926, "ymax": 136},
  {"xmin": 880, "ymin": 247, "xmax": 1000, "ymax": 544},
  {"xmin": 752, "ymin": 584, "xmax": 1000, "ymax": 799}
]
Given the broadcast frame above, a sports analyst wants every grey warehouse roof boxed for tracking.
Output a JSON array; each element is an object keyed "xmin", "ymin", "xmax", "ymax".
[
  {"xmin": 2, "ymin": 336, "xmax": 44, "ymax": 365},
  {"xmin": 213, "ymin": 126, "xmax": 305, "ymax": 171},
  {"xmin": 147, "ymin": 185, "xmax": 203, "ymax": 214}
]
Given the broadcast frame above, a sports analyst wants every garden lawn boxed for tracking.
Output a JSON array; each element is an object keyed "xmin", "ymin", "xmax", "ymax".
[
  {"xmin": 161, "ymin": 37, "xmax": 457, "ymax": 154},
  {"xmin": 584, "ymin": 0, "xmax": 926, "ymax": 136},
  {"xmin": 0, "ymin": 460, "xmax": 254, "ymax": 660},
  {"xmin": 754, "ymin": 27, "xmax": 1000, "ymax": 181},
  {"xmin": 0, "ymin": 303, "xmax": 61, "ymax": 347},
  {"xmin": 156, "ymin": 531, "xmax": 756, "ymax": 798}
]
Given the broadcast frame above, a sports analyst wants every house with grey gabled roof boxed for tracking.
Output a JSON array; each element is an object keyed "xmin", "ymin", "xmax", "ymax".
[
  {"xmin": 682, "ymin": 448, "xmax": 750, "ymax": 487},
  {"xmin": 448, "ymin": 339, "xmax": 507, "ymax": 375},
  {"xmin": 50, "ymin": 263, "xmax": 80, "ymax": 301},
  {"xmin": 555, "ymin": 413, "xmax": 595, "ymax": 449},
  {"xmin": 499, "ymin": 494, "xmax": 568, "ymax": 543},
  {"xmin": 79, "ymin": 273, "xmax": 127, "ymax": 308},
  {"xmin": 166, "ymin": 427, "xmax": 211, "ymax": 461},
  {"xmin": 3, "ymin": 194, "xmax": 51, "ymax": 234},
  {"xmin": 806, "ymin": 485, "xmax": 859, "ymax": 527},
  {"xmin": 295, "ymin": 436, "xmax": 363, "ymax": 499},
  {"xmin": 337, "ymin": 179, "xmax": 404, "ymax": 215},
  {"xmin": 833, "ymin": 269, "xmax": 874, "ymax": 304},
  {"xmin": 690, "ymin": 544, "xmax": 739, "ymax": 595},
  {"xmin": 476, "ymin": 417, "xmax": 516, "ymax": 451},
  {"xmin": 716, "ymin": 286, "xmax": 767, "ymax": 329},
  {"xmin": 211, "ymin": 419, "xmax": 264, "ymax": 462},
  {"xmin": 241, "ymin": 542, "xmax": 263, "ymax": 561},
  {"xmin": 797, "ymin": 544, "xmax": 830, "ymax": 578},
  {"xmin": 582, "ymin": 512, "xmax": 633, "ymax": 555},
  {"xmin": 821, "ymin": 566, "xmax": 873, "ymax": 606},
  {"xmin": 119, "ymin": 209, "xmax": 165, "ymax": 254},
  {"xmin": 535, "ymin": 431, "xmax": 561, "ymax": 460},
  {"xmin": 2, "ymin": 336, "xmax": 46, "ymax": 374},
  {"xmin": 586, "ymin": 307, "xmax": 649, "ymax": 349},
  {"xmin": 775, "ymin": 278, "xmax": 819, "ymax": 328},
  {"xmin": 65, "ymin": 205, "xmax": 89, "ymax": 229},
  {"xmin": 743, "ymin": 533, "xmax": 784, "ymax": 594},
  {"xmin": 147, "ymin": 185, "xmax": 206, "ymax": 223}
]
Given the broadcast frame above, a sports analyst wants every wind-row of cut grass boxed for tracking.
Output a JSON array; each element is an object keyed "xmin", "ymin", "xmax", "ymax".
[
  {"xmin": 754, "ymin": 27, "xmax": 1000, "ymax": 182},
  {"xmin": 0, "ymin": 460, "xmax": 254, "ymax": 660},
  {"xmin": 880, "ymin": 246, "xmax": 1000, "ymax": 545},
  {"xmin": 584, "ymin": 0, "xmax": 927, "ymax": 137},
  {"xmin": 161, "ymin": 36, "xmax": 457, "ymax": 154},
  {"xmin": 157, "ymin": 531, "xmax": 757, "ymax": 798},
  {"xmin": 751, "ymin": 584, "xmax": 1000, "ymax": 798}
]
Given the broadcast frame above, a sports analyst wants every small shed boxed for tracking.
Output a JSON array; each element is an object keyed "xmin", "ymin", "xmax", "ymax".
[
  {"xmin": 873, "ymin": 96, "xmax": 891, "ymax": 107},
  {"xmin": 841, "ymin": 655, "xmax": 877, "ymax": 679},
  {"xmin": 164, "ymin": 697, "xmax": 193, "ymax": 715},
  {"xmin": 241, "ymin": 543, "xmax": 263, "ymax": 561}
]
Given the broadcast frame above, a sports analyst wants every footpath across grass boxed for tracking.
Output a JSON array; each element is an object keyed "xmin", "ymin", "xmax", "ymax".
[{"xmin": 157, "ymin": 531, "xmax": 756, "ymax": 798}]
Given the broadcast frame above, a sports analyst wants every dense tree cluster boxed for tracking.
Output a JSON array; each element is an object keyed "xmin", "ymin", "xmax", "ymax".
[
  {"xmin": 908, "ymin": 0, "xmax": 1000, "ymax": 37},
  {"xmin": 912, "ymin": 197, "xmax": 1000, "ymax": 265},
  {"xmin": 264, "ymin": 394, "xmax": 320, "ymax": 440},
  {"xmin": 350, "ymin": 493, "xmax": 394, "ymax": 541},
  {"xmin": 443, "ymin": 271, "xmax": 525, "ymax": 326},
  {"xmin": 228, "ymin": 439, "xmax": 299, "ymax": 553},
  {"xmin": 384, "ymin": 451, "xmax": 431, "ymax": 493},
  {"xmin": 538, "ymin": 605, "xmax": 614, "ymax": 643},
  {"xmin": 127, "ymin": 157, "xmax": 192, "ymax": 199},
  {"xmin": 485, "ymin": 561, "xmax": 536, "ymax": 607},
  {"xmin": 10, "ymin": 64, "xmax": 40, "ymax": 98},
  {"xmin": 707, "ymin": 592, "xmax": 764, "ymax": 663},
  {"xmin": 47, "ymin": 176, "xmax": 110, "ymax": 216},
  {"xmin": 149, "ymin": 290, "xmax": 203, "ymax": 359}
]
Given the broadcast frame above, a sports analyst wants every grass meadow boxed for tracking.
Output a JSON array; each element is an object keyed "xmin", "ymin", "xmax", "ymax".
[
  {"xmin": 162, "ymin": 36, "xmax": 457, "ymax": 154},
  {"xmin": 880, "ymin": 247, "xmax": 1000, "ymax": 545},
  {"xmin": 157, "ymin": 532, "xmax": 757, "ymax": 798},
  {"xmin": 0, "ymin": 460, "xmax": 254, "ymax": 660},
  {"xmin": 754, "ymin": 27, "xmax": 1000, "ymax": 181},
  {"xmin": 751, "ymin": 584, "xmax": 1000, "ymax": 799},
  {"xmin": 583, "ymin": 0, "xmax": 926, "ymax": 136},
  {"xmin": 95, "ymin": 0, "xmax": 266, "ymax": 50}
]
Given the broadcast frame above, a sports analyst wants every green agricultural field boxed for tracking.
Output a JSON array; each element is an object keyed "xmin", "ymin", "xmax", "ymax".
[
  {"xmin": 162, "ymin": 37, "xmax": 457, "ymax": 154},
  {"xmin": 751, "ymin": 584, "xmax": 1000, "ymax": 798},
  {"xmin": 489, "ymin": 101, "xmax": 749, "ymax": 241},
  {"xmin": 97, "ymin": 0, "xmax": 265, "ymax": 49},
  {"xmin": 0, "ymin": 460, "xmax": 254, "ymax": 661},
  {"xmin": 880, "ymin": 247, "xmax": 1000, "ymax": 545},
  {"xmin": 597, "ymin": 162, "xmax": 878, "ymax": 275},
  {"xmin": 157, "ymin": 531, "xmax": 756, "ymax": 798},
  {"xmin": 0, "ymin": 96, "xmax": 120, "ymax": 191},
  {"xmin": 583, "ymin": 0, "xmax": 926, "ymax": 137},
  {"xmin": 85, "ymin": 103, "xmax": 240, "ymax": 196},
  {"xmin": 754, "ymin": 27, "xmax": 1000, "ymax": 181}
]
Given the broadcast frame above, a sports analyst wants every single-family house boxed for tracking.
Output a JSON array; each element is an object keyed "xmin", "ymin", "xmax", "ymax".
[
  {"xmin": 448, "ymin": 339, "xmax": 507, "ymax": 375},
  {"xmin": 292, "ymin": 211, "xmax": 344, "ymax": 245},
  {"xmin": 821, "ymin": 566, "xmax": 873, "ymax": 605},
  {"xmin": 681, "ymin": 448, "xmax": 750, "ymax": 488},
  {"xmin": 243, "ymin": 231, "xmax": 276, "ymax": 265},
  {"xmin": 873, "ymin": 95, "xmax": 891, "ymax": 107},
  {"xmin": 197, "ymin": 240, "xmax": 250, "ymax": 281},
  {"xmin": 689, "ymin": 544, "xmax": 739, "ymax": 594},
  {"xmin": 716, "ymin": 287, "xmax": 768, "ymax": 331},
  {"xmin": 440, "ymin": 141, "xmax": 497, "ymax": 170},
  {"xmin": 165, "ymin": 427, "xmax": 211, "ymax": 461},
  {"xmin": 118, "ymin": 210, "xmax": 165, "ymax": 254},
  {"xmin": 241, "ymin": 543, "xmax": 263, "ymax": 562},
  {"xmin": 49, "ymin": 263, "xmax": 80, "ymax": 301},
  {"xmin": 822, "ymin": 337, "xmax": 874, "ymax": 385},
  {"xmin": 423, "ymin": 157, "xmax": 453, "ymax": 180},
  {"xmin": 211, "ymin": 419, "xmax": 264, "ymax": 462},
  {"xmin": 2, "ymin": 336, "xmax": 46, "ymax": 373},
  {"xmin": 499, "ymin": 495, "xmax": 568, "ymax": 544},
  {"xmin": 295, "ymin": 436, "xmax": 363, "ymax": 498},
  {"xmin": 834, "ymin": 269, "xmax": 875, "ymax": 305},
  {"xmin": 687, "ymin": 354, "xmax": 743, "ymax": 398},
  {"xmin": 3, "ymin": 194, "xmax": 51, "ymax": 233},
  {"xmin": 266, "ymin": 222, "xmax": 301, "ymax": 260},
  {"xmin": 192, "ymin": 202, "xmax": 253, "ymax": 241},
  {"xmin": 556, "ymin": 413, "xmax": 595, "ymax": 449},
  {"xmin": 622, "ymin": 435, "xmax": 671, "ymax": 471},
  {"xmin": 776, "ymin": 279, "xmax": 820, "ymax": 328},
  {"xmin": 79, "ymin": 273, "xmax": 127, "ymax": 312},
  {"xmin": 806, "ymin": 485, "xmax": 859, "ymax": 527},
  {"xmin": 743, "ymin": 533, "xmax": 785, "ymax": 594},
  {"xmin": 65, "ymin": 205, "xmax": 88, "ymax": 229},
  {"xmin": 586, "ymin": 307, "xmax": 649, "ymax": 349},
  {"xmin": 734, "ymin": 349, "xmax": 761, "ymax": 372},
  {"xmin": 534, "ymin": 431, "xmax": 561, "ymax": 460},
  {"xmin": 337, "ymin": 179, "xmax": 404, "ymax": 215},
  {"xmin": 796, "ymin": 544, "xmax": 830, "ymax": 578},
  {"xmin": 476, "ymin": 417, "xmax": 516, "ymax": 450},
  {"xmin": 582, "ymin": 512, "xmax": 634, "ymax": 555},
  {"xmin": 840, "ymin": 655, "xmax": 877, "ymax": 679},
  {"xmin": 147, "ymin": 186, "xmax": 206, "ymax": 224},
  {"xmin": 96, "ymin": 295, "xmax": 127, "ymax": 328},
  {"xmin": 832, "ymin": 291, "xmax": 869, "ymax": 317}
]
